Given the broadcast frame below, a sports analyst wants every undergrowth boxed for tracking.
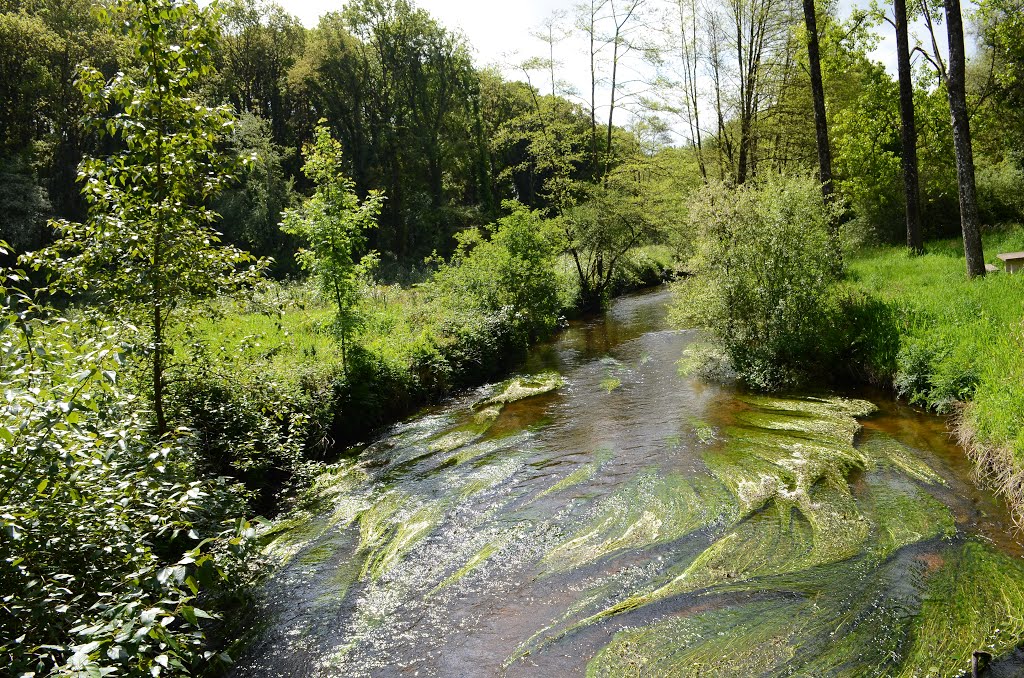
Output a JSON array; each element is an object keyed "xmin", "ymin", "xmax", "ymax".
[{"xmin": 846, "ymin": 227, "xmax": 1024, "ymax": 521}]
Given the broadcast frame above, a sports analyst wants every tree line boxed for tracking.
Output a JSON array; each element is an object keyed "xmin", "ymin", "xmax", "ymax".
[{"xmin": 4, "ymin": 0, "xmax": 1021, "ymax": 276}]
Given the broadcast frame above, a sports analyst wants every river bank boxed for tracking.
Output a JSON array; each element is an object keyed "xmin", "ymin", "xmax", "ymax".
[
  {"xmin": 844, "ymin": 229, "xmax": 1024, "ymax": 525},
  {"xmin": 231, "ymin": 286, "xmax": 1024, "ymax": 676},
  {"xmin": 172, "ymin": 247, "xmax": 678, "ymax": 514}
]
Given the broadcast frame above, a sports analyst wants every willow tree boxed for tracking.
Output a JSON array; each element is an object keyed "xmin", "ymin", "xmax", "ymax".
[{"xmin": 27, "ymin": 0, "xmax": 265, "ymax": 435}]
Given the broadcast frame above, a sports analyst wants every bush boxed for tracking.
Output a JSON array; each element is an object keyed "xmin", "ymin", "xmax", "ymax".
[
  {"xmin": 426, "ymin": 201, "xmax": 562, "ymax": 348},
  {"xmin": 672, "ymin": 175, "xmax": 844, "ymax": 389},
  {"xmin": 977, "ymin": 158, "xmax": 1024, "ymax": 225},
  {"xmin": 0, "ymin": 268, "xmax": 254, "ymax": 677}
]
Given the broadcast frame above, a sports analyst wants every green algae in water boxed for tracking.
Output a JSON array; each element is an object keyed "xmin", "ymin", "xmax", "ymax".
[
  {"xmin": 587, "ymin": 599, "xmax": 808, "ymax": 678},
  {"xmin": 587, "ymin": 555, "xmax": 922, "ymax": 678},
  {"xmin": 431, "ymin": 540, "xmax": 502, "ymax": 593},
  {"xmin": 687, "ymin": 417, "xmax": 716, "ymax": 444},
  {"xmin": 860, "ymin": 433, "xmax": 946, "ymax": 486},
  {"xmin": 739, "ymin": 393, "xmax": 878, "ymax": 420},
  {"xmin": 361, "ymin": 499, "xmax": 447, "ymax": 580},
  {"xmin": 535, "ymin": 461, "xmax": 600, "ymax": 500},
  {"xmin": 427, "ymin": 429, "xmax": 479, "ymax": 454},
  {"xmin": 532, "ymin": 449, "xmax": 614, "ymax": 502},
  {"xmin": 864, "ymin": 475, "xmax": 955, "ymax": 558},
  {"xmin": 472, "ymin": 371, "xmax": 563, "ymax": 410},
  {"xmin": 899, "ymin": 539, "xmax": 1024, "ymax": 677},
  {"xmin": 570, "ymin": 483, "xmax": 870, "ymax": 631},
  {"xmin": 542, "ymin": 470, "xmax": 734, "ymax": 575},
  {"xmin": 519, "ymin": 394, "xmax": 959, "ymax": 657},
  {"xmin": 455, "ymin": 455, "xmax": 523, "ymax": 500},
  {"xmin": 261, "ymin": 460, "xmax": 369, "ymax": 565},
  {"xmin": 600, "ymin": 376, "xmax": 622, "ymax": 393}
]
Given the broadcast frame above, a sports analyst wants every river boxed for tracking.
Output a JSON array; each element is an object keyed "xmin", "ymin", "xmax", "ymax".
[{"xmin": 233, "ymin": 287, "xmax": 1024, "ymax": 677}]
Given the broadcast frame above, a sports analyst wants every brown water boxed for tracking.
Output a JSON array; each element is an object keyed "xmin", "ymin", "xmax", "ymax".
[{"xmin": 233, "ymin": 287, "xmax": 1024, "ymax": 677}]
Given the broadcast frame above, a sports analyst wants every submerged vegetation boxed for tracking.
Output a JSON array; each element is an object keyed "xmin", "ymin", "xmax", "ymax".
[{"xmin": 2, "ymin": 0, "xmax": 1024, "ymax": 672}]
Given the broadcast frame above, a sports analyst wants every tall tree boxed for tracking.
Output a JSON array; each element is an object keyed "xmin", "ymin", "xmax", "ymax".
[
  {"xmin": 893, "ymin": 0, "xmax": 924, "ymax": 252},
  {"xmin": 944, "ymin": 0, "xmax": 986, "ymax": 276},
  {"xmin": 27, "ymin": 0, "xmax": 265, "ymax": 435},
  {"xmin": 798, "ymin": 0, "xmax": 831, "ymax": 199},
  {"xmin": 675, "ymin": 0, "xmax": 708, "ymax": 182},
  {"xmin": 215, "ymin": 0, "xmax": 306, "ymax": 147},
  {"xmin": 801, "ymin": 0, "xmax": 833, "ymax": 200}
]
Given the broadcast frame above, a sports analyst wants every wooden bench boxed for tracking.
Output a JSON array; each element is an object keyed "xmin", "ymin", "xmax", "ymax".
[{"xmin": 996, "ymin": 252, "xmax": 1024, "ymax": 273}]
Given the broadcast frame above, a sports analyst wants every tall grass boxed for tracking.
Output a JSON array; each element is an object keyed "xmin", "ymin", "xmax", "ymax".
[{"xmin": 847, "ymin": 228, "xmax": 1024, "ymax": 520}]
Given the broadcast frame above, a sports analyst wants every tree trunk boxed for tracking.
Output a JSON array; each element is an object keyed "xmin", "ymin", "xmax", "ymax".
[
  {"xmin": 895, "ymin": 0, "xmax": 924, "ymax": 253},
  {"xmin": 944, "ymin": 0, "xmax": 986, "ymax": 277},
  {"xmin": 802, "ymin": 0, "xmax": 833, "ymax": 201}
]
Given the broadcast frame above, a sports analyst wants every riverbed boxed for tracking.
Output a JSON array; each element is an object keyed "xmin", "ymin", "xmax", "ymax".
[{"xmin": 233, "ymin": 287, "xmax": 1024, "ymax": 677}]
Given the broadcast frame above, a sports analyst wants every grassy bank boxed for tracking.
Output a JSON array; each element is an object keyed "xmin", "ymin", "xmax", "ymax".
[
  {"xmin": 171, "ymin": 244, "xmax": 677, "ymax": 515},
  {"xmin": 846, "ymin": 228, "xmax": 1024, "ymax": 521}
]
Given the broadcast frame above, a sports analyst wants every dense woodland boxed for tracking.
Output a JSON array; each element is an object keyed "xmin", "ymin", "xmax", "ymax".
[{"xmin": 2, "ymin": 0, "xmax": 1024, "ymax": 674}]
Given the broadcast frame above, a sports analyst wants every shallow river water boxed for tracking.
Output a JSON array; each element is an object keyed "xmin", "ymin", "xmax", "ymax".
[{"xmin": 233, "ymin": 287, "xmax": 1024, "ymax": 677}]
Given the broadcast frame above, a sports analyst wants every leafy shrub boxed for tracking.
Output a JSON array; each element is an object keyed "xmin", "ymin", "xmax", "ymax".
[
  {"xmin": 426, "ymin": 202, "xmax": 562, "ymax": 348},
  {"xmin": 672, "ymin": 175, "xmax": 844, "ymax": 389},
  {"xmin": 0, "ymin": 264, "xmax": 254, "ymax": 677},
  {"xmin": 977, "ymin": 158, "xmax": 1024, "ymax": 224}
]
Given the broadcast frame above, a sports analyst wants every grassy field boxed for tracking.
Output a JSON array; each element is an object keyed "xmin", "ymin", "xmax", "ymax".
[{"xmin": 847, "ymin": 228, "xmax": 1024, "ymax": 520}]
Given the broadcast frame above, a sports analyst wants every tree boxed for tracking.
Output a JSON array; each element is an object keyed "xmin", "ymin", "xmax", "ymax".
[
  {"xmin": 280, "ymin": 124, "xmax": 384, "ymax": 373},
  {"xmin": 801, "ymin": 0, "xmax": 833, "ymax": 201},
  {"xmin": 892, "ymin": 0, "xmax": 924, "ymax": 252},
  {"xmin": 214, "ymin": 112, "xmax": 298, "ymax": 275},
  {"xmin": 26, "ymin": 0, "xmax": 265, "ymax": 436},
  {"xmin": 944, "ymin": 0, "xmax": 986, "ymax": 277},
  {"xmin": 215, "ymin": 0, "xmax": 305, "ymax": 147},
  {"xmin": 674, "ymin": 0, "xmax": 709, "ymax": 182},
  {"xmin": 704, "ymin": 0, "xmax": 799, "ymax": 184}
]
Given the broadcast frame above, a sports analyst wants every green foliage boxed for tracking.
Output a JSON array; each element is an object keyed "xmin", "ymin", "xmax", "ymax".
[
  {"xmin": 672, "ymin": 175, "xmax": 844, "ymax": 389},
  {"xmin": 215, "ymin": 112, "xmax": 298, "ymax": 276},
  {"xmin": 0, "ymin": 153, "xmax": 51, "ymax": 256},
  {"xmin": 561, "ymin": 171, "xmax": 663, "ymax": 309},
  {"xmin": 427, "ymin": 202, "xmax": 562, "ymax": 344},
  {"xmin": 280, "ymin": 123, "xmax": 383, "ymax": 370},
  {"xmin": 0, "ymin": 10, "xmax": 59, "ymax": 153},
  {"xmin": 848, "ymin": 230, "xmax": 1024, "ymax": 433},
  {"xmin": 23, "ymin": 0, "xmax": 266, "ymax": 434},
  {"xmin": 976, "ymin": 0, "xmax": 1024, "ymax": 171},
  {"xmin": 0, "ymin": 254, "xmax": 254, "ymax": 677}
]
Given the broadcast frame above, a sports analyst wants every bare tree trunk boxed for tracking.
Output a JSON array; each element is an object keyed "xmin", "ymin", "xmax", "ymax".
[
  {"xmin": 679, "ymin": 0, "xmax": 708, "ymax": 182},
  {"xmin": 944, "ymin": 0, "xmax": 986, "ymax": 277},
  {"xmin": 589, "ymin": 0, "xmax": 600, "ymax": 170},
  {"xmin": 895, "ymin": 0, "xmax": 924, "ymax": 253},
  {"xmin": 802, "ymin": 0, "xmax": 833, "ymax": 200},
  {"xmin": 708, "ymin": 12, "xmax": 730, "ymax": 182},
  {"xmin": 734, "ymin": 0, "xmax": 750, "ymax": 184}
]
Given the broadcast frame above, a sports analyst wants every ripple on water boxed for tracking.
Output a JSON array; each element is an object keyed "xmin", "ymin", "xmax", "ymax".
[{"xmin": 232, "ymin": 288, "xmax": 1024, "ymax": 678}]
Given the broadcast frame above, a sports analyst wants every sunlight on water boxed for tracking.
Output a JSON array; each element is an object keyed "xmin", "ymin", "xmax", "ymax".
[{"xmin": 233, "ymin": 288, "xmax": 1024, "ymax": 678}]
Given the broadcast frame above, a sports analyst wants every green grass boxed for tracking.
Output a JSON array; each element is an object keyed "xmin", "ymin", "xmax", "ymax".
[
  {"xmin": 168, "ymin": 244, "xmax": 675, "ymax": 513},
  {"xmin": 846, "ymin": 226, "xmax": 1024, "ymax": 519}
]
